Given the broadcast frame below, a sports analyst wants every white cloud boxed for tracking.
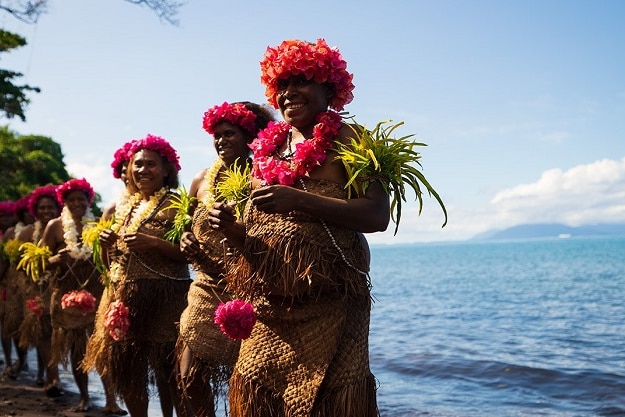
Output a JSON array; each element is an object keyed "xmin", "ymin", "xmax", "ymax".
[
  {"xmin": 66, "ymin": 154, "xmax": 124, "ymax": 207},
  {"xmin": 490, "ymin": 156, "xmax": 625, "ymax": 227},
  {"xmin": 367, "ymin": 156, "xmax": 625, "ymax": 245}
]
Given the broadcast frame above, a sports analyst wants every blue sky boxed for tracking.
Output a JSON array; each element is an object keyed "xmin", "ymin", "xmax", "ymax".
[{"xmin": 2, "ymin": 0, "xmax": 624, "ymax": 244}]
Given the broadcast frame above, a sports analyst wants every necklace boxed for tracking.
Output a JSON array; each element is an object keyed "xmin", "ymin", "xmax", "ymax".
[
  {"xmin": 202, "ymin": 159, "xmax": 224, "ymax": 207},
  {"xmin": 33, "ymin": 220, "xmax": 42, "ymax": 243},
  {"xmin": 61, "ymin": 206, "xmax": 96, "ymax": 260},
  {"xmin": 109, "ymin": 187, "xmax": 169, "ymax": 282},
  {"xmin": 250, "ymin": 110, "xmax": 342, "ymax": 186}
]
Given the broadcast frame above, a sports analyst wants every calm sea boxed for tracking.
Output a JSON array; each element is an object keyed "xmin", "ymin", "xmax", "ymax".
[
  {"xmin": 71, "ymin": 236, "xmax": 625, "ymax": 416},
  {"xmin": 370, "ymin": 236, "xmax": 625, "ymax": 417}
]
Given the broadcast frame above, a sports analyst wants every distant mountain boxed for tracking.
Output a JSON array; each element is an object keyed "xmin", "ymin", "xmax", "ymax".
[{"xmin": 471, "ymin": 223, "xmax": 625, "ymax": 241}]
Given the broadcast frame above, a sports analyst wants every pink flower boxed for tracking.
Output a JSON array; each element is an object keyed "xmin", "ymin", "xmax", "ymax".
[
  {"xmin": 60, "ymin": 289, "xmax": 96, "ymax": 316},
  {"xmin": 104, "ymin": 300, "xmax": 130, "ymax": 341},
  {"xmin": 203, "ymin": 102, "xmax": 258, "ymax": 137},
  {"xmin": 26, "ymin": 296, "xmax": 45, "ymax": 317},
  {"xmin": 214, "ymin": 299, "xmax": 256, "ymax": 340},
  {"xmin": 56, "ymin": 178, "xmax": 95, "ymax": 205}
]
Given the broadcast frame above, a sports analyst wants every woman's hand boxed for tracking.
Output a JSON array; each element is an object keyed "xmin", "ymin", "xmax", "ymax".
[
  {"xmin": 250, "ymin": 185, "xmax": 302, "ymax": 214},
  {"xmin": 208, "ymin": 202, "xmax": 238, "ymax": 231},
  {"xmin": 122, "ymin": 232, "xmax": 157, "ymax": 251},
  {"xmin": 99, "ymin": 228, "xmax": 119, "ymax": 250},
  {"xmin": 180, "ymin": 231, "xmax": 202, "ymax": 257},
  {"xmin": 50, "ymin": 248, "xmax": 71, "ymax": 265}
]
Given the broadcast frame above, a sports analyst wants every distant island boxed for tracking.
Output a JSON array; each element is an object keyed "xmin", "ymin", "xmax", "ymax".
[{"xmin": 471, "ymin": 223, "xmax": 625, "ymax": 241}]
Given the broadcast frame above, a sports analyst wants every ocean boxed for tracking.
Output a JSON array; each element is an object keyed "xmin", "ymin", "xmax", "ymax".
[
  {"xmin": 370, "ymin": 236, "xmax": 625, "ymax": 417},
  {"xmin": 72, "ymin": 236, "xmax": 625, "ymax": 416}
]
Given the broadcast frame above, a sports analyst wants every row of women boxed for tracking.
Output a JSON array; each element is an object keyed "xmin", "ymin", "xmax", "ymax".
[{"xmin": 1, "ymin": 38, "xmax": 391, "ymax": 417}]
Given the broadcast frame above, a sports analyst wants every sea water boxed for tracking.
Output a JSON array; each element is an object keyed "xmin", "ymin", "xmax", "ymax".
[
  {"xmin": 74, "ymin": 236, "xmax": 624, "ymax": 416},
  {"xmin": 370, "ymin": 236, "xmax": 625, "ymax": 417}
]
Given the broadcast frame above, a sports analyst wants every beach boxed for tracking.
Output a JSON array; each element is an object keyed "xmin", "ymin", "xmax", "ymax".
[{"xmin": 0, "ymin": 362, "xmax": 122, "ymax": 417}]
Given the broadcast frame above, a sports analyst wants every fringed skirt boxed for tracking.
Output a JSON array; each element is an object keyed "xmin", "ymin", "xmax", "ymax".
[
  {"xmin": 83, "ymin": 277, "xmax": 190, "ymax": 399},
  {"xmin": 227, "ymin": 179, "xmax": 379, "ymax": 417}
]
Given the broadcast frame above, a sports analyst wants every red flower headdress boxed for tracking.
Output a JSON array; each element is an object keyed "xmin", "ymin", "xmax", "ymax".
[
  {"xmin": 56, "ymin": 178, "xmax": 95, "ymax": 205},
  {"xmin": 203, "ymin": 102, "xmax": 258, "ymax": 137},
  {"xmin": 111, "ymin": 140, "xmax": 136, "ymax": 179},
  {"xmin": 28, "ymin": 185, "xmax": 61, "ymax": 218},
  {"xmin": 15, "ymin": 195, "xmax": 31, "ymax": 216},
  {"xmin": 260, "ymin": 38, "xmax": 355, "ymax": 111},
  {"xmin": 0, "ymin": 201, "xmax": 16, "ymax": 216},
  {"xmin": 130, "ymin": 134, "xmax": 181, "ymax": 172}
]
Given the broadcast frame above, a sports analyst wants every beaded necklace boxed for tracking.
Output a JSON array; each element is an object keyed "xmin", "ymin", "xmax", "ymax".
[{"xmin": 250, "ymin": 110, "xmax": 342, "ymax": 186}]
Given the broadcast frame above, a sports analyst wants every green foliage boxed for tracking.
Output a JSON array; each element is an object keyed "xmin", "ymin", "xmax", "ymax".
[
  {"xmin": 163, "ymin": 186, "xmax": 196, "ymax": 244},
  {"xmin": 0, "ymin": 126, "xmax": 70, "ymax": 201},
  {"xmin": 215, "ymin": 160, "xmax": 251, "ymax": 220},
  {"xmin": 0, "ymin": 29, "xmax": 41, "ymax": 121},
  {"xmin": 335, "ymin": 119, "xmax": 448, "ymax": 235}
]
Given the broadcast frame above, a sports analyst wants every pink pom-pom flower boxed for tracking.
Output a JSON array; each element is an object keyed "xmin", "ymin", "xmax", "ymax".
[
  {"xmin": 26, "ymin": 295, "xmax": 46, "ymax": 318},
  {"xmin": 104, "ymin": 300, "xmax": 131, "ymax": 341},
  {"xmin": 214, "ymin": 299, "xmax": 256, "ymax": 340},
  {"xmin": 60, "ymin": 289, "xmax": 96, "ymax": 316}
]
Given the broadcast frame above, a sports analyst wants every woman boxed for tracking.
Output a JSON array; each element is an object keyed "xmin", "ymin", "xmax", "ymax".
[
  {"xmin": 83, "ymin": 134, "xmax": 191, "ymax": 417},
  {"xmin": 176, "ymin": 101, "xmax": 274, "ymax": 417},
  {"xmin": 16, "ymin": 185, "xmax": 61, "ymax": 386},
  {"xmin": 41, "ymin": 178, "xmax": 125, "ymax": 414},
  {"xmin": 1, "ymin": 194, "xmax": 33, "ymax": 379},
  {"xmin": 210, "ymin": 39, "xmax": 390, "ymax": 416}
]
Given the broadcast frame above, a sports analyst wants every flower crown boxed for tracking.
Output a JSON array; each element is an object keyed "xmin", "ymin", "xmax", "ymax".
[
  {"xmin": 28, "ymin": 185, "xmax": 61, "ymax": 218},
  {"xmin": 130, "ymin": 134, "xmax": 181, "ymax": 172},
  {"xmin": 15, "ymin": 195, "xmax": 30, "ymax": 214},
  {"xmin": 56, "ymin": 178, "xmax": 95, "ymax": 205},
  {"xmin": 0, "ymin": 201, "xmax": 16, "ymax": 216},
  {"xmin": 111, "ymin": 140, "xmax": 136, "ymax": 179},
  {"xmin": 203, "ymin": 102, "xmax": 258, "ymax": 137},
  {"xmin": 260, "ymin": 38, "xmax": 355, "ymax": 111}
]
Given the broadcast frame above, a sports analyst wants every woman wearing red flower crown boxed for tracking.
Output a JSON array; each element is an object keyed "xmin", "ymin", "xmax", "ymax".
[
  {"xmin": 15, "ymin": 185, "xmax": 61, "ymax": 386},
  {"xmin": 175, "ymin": 101, "xmax": 274, "ymax": 417},
  {"xmin": 210, "ymin": 39, "xmax": 389, "ymax": 416},
  {"xmin": 40, "ymin": 178, "xmax": 126, "ymax": 414},
  {"xmin": 83, "ymin": 135, "xmax": 191, "ymax": 417}
]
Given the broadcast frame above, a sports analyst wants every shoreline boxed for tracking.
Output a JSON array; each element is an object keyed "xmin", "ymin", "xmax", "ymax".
[{"xmin": 0, "ymin": 360, "xmax": 124, "ymax": 417}]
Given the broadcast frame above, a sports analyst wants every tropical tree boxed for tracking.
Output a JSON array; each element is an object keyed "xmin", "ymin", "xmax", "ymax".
[
  {"xmin": 0, "ymin": 125, "xmax": 69, "ymax": 200},
  {"xmin": 0, "ymin": 29, "xmax": 40, "ymax": 121}
]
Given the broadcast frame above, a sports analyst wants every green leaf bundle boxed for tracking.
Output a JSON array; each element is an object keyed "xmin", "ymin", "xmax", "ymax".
[
  {"xmin": 335, "ymin": 119, "xmax": 448, "ymax": 235},
  {"xmin": 163, "ymin": 186, "xmax": 197, "ymax": 244}
]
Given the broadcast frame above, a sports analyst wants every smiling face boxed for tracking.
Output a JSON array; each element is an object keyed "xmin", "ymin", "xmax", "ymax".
[
  {"xmin": 213, "ymin": 121, "xmax": 251, "ymax": 167},
  {"xmin": 36, "ymin": 196, "xmax": 60, "ymax": 224},
  {"xmin": 63, "ymin": 190, "xmax": 89, "ymax": 219},
  {"xmin": 276, "ymin": 75, "xmax": 332, "ymax": 132},
  {"xmin": 131, "ymin": 149, "xmax": 169, "ymax": 197}
]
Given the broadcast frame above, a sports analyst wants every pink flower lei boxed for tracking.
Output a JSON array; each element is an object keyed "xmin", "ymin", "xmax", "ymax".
[
  {"xmin": 130, "ymin": 134, "xmax": 181, "ymax": 172},
  {"xmin": 56, "ymin": 178, "xmax": 95, "ymax": 205},
  {"xmin": 111, "ymin": 140, "xmax": 136, "ymax": 179},
  {"xmin": 260, "ymin": 38, "xmax": 354, "ymax": 111},
  {"xmin": 28, "ymin": 185, "xmax": 61, "ymax": 218},
  {"xmin": 250, "ymin": 110, "xmax": 343, "ymax": 186},
  {"xmin": 203, "ymin": 102, "xmax": 257, "ymax": 137}
]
